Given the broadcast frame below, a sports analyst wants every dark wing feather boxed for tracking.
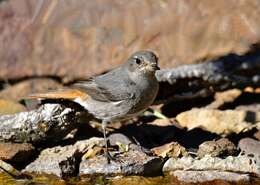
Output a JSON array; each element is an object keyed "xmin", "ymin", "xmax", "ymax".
[
  {"xmin": 73, "ymin": 70, "xmax": 133, "ymax": 102},
  {"xmin": 73, "ymin": 79, "xmax": 111, "ymax": 102}
]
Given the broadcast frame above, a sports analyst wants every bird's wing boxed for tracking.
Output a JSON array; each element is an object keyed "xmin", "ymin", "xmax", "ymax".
[
  {"xmin": 26, "ymin": 68, "xmax": 133, "ymax": 102},
  {"xmin": 73, "ymin": 77, "xmax": 133, "ymax": 102}
]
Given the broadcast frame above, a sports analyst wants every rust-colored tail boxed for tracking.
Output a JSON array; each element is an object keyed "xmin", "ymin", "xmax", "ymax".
[{"xmin": 25, "ymin": 89, "xmax": 88, "ymax": 101}]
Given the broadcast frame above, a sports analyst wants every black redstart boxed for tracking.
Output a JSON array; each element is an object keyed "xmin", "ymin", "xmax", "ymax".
[{"xmin": 27, "ymin": 50, "xmax": 160, "ymax": 163}]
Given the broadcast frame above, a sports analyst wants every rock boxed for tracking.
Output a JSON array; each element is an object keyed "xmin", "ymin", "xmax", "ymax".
[
  {"xmin": 254, "ymin": 131, "xmax": 260, "ymax": 141},
  {"xmin": 163, "ymin": 155, "xmax": 260, "ymax": 176},
  {"xmin": 206, "ymin": 89, "xmax": 242, "ymax": 109},
  {"xmin": 108, "ymin": 133, "xmax": 145, "ymax": 153},
  {"xmin": 147, "ymin": 118, "xmax": 178, "ymax": 127},
  {"xmin": 171, "ymin": 170, "xmax": 250, "ymax": 183},
  {"xmin": 23, "ymin": 137, "xmax": 104, "ymax": 178},
  {"xmin": 0, "ymin": 79, "xmax": 62, "ymax": 102},
  {"xmin": 0, "ymin": 99, "xmax": 26, "ymax": 115},
  {"xmin": 151, "ymin": 142, "xmax": 187, "ymax": 158},
  {"xmin": 1, "ymin": 0, "xmax": 260, "ymax": 82},
  {"xmin": 176, "ymin": 108, "xmax": 260, "ymax": 136},
  {"xmin": 0, "ymin": 142, "xmax": 35, "ymax": 163},
  {"xmin": 108, "ymin": 133, "xmax": 132, "ymax": 147},
  {"xmin": 108, "ymin": 133, "xmax": 135, "ymax": 153},
  {"xmin": 79, "ymin": 150, "xmax": 164, "ymax": 176},
  {"xmin": 244, "ymin": 87, "xmax": 260, "ymax": 94},
  {"xmin": 238, "ymin": 138, "xmax": 260, "ymax": 157},
  {"xmin": 197, "ymin": 138, "xmax": 237, "ymax": 158}
]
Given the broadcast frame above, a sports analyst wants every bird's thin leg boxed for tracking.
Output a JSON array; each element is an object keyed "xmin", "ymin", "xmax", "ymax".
[
  {"xmin": 132, "ymin": 136, "xmax": 152, "ymax": 155},
  {"xmin": 102, "ymin": 120, "xmax": 116, "ymax": 163}
]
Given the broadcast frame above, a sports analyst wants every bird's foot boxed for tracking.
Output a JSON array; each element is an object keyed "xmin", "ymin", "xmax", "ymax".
[
  {"xmin": 105, "ymin": 151, "xmax": 122, "ymax": 164},
  {"xmin": 131, "ymin": 137, "xmax": 152, "ymax": 155},
  {"xmin": 140, "ymin": 146, "xmax": 153, "ymax": 155}
]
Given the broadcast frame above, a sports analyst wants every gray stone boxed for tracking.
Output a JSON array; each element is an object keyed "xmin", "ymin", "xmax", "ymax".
[
  {"xmin": 197, "ymin": 138, "xmax": 237, "ymax": 158},
  {"xmin": 239, "ymin": 138, "xmax": 260, "ymax": 157},
  {"xmin": 163, "ymin": 156, "xmax": 260, "ymax": 176},
  {"xmin": 171, "ymin": 170, "xmax": 250, "ymax": 183},
  {"xmin": 23, "ymin": 137, "xmax": 104, "ymax": 178},
  {"xmin": 80, "ymin": 150, "xmax": 164, "ymax": 176},
  {"xmin": 108, "ymin": 133, "xmax": 132, "ymax": 146}
]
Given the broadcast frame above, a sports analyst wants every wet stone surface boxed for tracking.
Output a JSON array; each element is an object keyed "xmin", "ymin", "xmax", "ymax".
[{"xmin": 0, "ymin": 172, "xmax": 258, "ymax": 185}]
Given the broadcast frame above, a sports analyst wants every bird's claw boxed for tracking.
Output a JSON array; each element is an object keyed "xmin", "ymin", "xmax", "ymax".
[{"xmin": 105, "ymin": 151, "xmax": 122, "ymax": 164}]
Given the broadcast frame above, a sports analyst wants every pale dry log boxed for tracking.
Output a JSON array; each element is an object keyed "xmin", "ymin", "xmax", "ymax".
[
  {"xmin": 156, "ymin": 53, "xmax": 260, "ymax": 103},
  {"xmin": 0, "ymin": 104, "xmax": 85, "ymax": 143}
]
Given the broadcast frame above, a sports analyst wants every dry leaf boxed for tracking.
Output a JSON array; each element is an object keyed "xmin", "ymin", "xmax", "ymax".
[
  {"xmin": 152, "ymin": 142, "xmax": 187, "ymax": 158},
  {"xmin": 82, "ymin": 146, "xmax": 103, "ymax": 160}
]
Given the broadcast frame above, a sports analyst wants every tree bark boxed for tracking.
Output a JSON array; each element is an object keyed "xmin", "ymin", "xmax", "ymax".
[
  {"xmin": 0, "ymin": 104, "xmax": 86, "ymax": 143},
  {"xmin": 156, "ymin": 53, "xmax": 260, "ymax": 103}
]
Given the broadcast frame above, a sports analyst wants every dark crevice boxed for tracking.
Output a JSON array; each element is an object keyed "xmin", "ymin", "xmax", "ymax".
[
  {"xmin": 227, "ymin": 128, "xmax": 259, "ymax": 146},
  {"xmin": 161, "ymin": 96, "xmax": 214, "ymax": 117},
  {"xmin": 116, "ymin": 122, "xmax": 219, "ymax": 150},
  {"xmin": 8, "ymin": 149, "xmax": 40, "ymax": 171}
]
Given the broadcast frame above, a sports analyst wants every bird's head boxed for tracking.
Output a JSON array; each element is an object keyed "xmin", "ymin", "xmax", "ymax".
[{"xmin": 126, "ymin": 51, "xmax": 160, "ymax": 75}]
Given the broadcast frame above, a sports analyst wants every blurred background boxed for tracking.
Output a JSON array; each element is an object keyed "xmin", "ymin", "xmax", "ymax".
[{"xmin": 0, "ymin": 0, "xmax": 260, "ymax": 101}]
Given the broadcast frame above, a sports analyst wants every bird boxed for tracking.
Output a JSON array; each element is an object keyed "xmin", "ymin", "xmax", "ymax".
[{"xmin": 27, "ymin": 50, "xmax": 160, "ymax": 163}]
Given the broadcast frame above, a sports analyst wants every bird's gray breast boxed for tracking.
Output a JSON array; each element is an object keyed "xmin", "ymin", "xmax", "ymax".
[{"xmin": 127, "ymin": 75, "xmax": 159, "ymax": 115}]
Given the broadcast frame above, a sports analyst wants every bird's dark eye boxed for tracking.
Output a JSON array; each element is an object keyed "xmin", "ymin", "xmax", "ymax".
[{"xmin": 135, "ymin": 58, "xmax": 142, "ymax": 65}]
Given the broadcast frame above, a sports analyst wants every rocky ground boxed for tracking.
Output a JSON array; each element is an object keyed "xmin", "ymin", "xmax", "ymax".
[
  {"xmin": 0, "ymin": 79, "xmax": 259, "ymax": 185},
  {"xmin": 0, "ymin": 1, "xmax": 260, "ymax": 185}
]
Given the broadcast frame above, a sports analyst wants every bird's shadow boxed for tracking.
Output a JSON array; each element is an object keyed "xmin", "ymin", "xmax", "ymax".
[{"xmin": 114, "ymin": 122, "xmax": 218, "ymax": 150}]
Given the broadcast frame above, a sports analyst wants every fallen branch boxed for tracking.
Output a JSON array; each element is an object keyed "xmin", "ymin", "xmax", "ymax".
[
  {"xmin": 0, "ymin": 104, "xmax": 86, "ymax": 143},
  {"xmin": 155, "ymin": 53, "xmax": 260, "ymax": 103}
]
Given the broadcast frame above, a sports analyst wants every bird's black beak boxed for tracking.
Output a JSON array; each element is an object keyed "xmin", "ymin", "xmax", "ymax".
[{"xmin": 151, "ymin": 64, "xmax": 160, "ymax": 70}]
